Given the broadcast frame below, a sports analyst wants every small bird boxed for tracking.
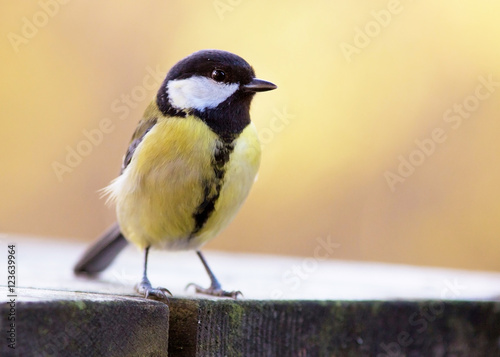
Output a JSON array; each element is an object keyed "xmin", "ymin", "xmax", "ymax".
[{"xmin": 74, "ymin": 49, "xmax": 277, "ymax": 299}]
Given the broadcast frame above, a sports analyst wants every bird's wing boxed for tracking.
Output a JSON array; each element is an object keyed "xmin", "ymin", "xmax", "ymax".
[
  {"xmin": 121, "ymin": 102, "xmax": 164, "ymax": 173},
  {"xmin": 74, "ymin": 103, "xmax": 166, "ymax": 275}
]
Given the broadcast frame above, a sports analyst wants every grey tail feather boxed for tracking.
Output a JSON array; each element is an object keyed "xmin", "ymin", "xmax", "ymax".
[{"xmin": 74, "ymin": 223, "xmax": 128, "ymax": 275}]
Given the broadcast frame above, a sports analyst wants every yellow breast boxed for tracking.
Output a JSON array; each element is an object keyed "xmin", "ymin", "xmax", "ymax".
[{"xmin": 106, "ymin": 115, "xmax": 261, "ymax": 250}]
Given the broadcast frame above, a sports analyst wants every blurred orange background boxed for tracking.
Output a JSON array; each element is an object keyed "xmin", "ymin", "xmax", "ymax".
[{"xmin": 1, "ymin": 1, "xmax": 499, "ymax": 271}]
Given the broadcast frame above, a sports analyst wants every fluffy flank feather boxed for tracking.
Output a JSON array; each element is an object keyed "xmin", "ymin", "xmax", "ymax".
[{"xmin": 99, "ymin": 175, "xmax": 123, "ymax": 206}]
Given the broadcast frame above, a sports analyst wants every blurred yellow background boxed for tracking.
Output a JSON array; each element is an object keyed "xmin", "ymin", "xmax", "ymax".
[{"xmin": 1, "ymin": 1, "xmax": 499, "ymax": 271}]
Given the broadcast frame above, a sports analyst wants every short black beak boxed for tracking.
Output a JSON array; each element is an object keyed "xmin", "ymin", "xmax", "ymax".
[{"xmin": 242, "ymin": 78, "xmax": 277, "ymax": 92}]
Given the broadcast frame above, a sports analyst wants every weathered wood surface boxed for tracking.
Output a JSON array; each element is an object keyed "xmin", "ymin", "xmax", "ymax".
[
  {"xmin": 3, "ymin": 288, "xmax": 169, "ymax": 357},
  {"xmin": 1, "ymin": 235, "xmax": 500, "ymax": 356},
  {"xmin": 168, "ymin": 298, "xmax": 500, "ymax": 357}
]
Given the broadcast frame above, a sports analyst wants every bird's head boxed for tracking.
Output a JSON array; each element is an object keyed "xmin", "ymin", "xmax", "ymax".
[{"xmin": 156, "ymin": 49, "xmax": 276, "ymax": 137}]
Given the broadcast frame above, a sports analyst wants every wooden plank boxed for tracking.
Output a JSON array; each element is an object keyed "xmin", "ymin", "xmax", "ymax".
[
  {"xmin": 167, "ymin": 298, "xmax": 500, "ymax": 356},
  {"xmin": 0, "ymin": 288, "xmax": 169, "ymax": 357},
  {"xmin": 1, "ymin": 235, "xmax": 500, "ymax": 356}
]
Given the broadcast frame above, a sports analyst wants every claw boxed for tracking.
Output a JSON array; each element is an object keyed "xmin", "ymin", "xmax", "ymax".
[
  {"xmin": 186, "ymin": 282, "xmax": 243, "ymax": 299},
  {"xmin": 136, "ymin": 279, "xmax": 172, "ymax": 301}
]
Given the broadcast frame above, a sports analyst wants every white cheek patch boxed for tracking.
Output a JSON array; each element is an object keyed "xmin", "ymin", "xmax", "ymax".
[{"xmin": 167, "ymin": 76, "xmax": 239, "ymax": 111}]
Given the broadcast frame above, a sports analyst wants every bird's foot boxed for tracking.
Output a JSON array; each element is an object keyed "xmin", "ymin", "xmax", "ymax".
[
  {"xmin": 186, "ymin": 283, "xmax": 242, "ymax": 299},
  {"xmin": 136, "ymin": 277, "xmax": 172, "ymax": 301}
]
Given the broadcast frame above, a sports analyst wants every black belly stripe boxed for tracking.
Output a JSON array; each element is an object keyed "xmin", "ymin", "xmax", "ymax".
[{"xmin": 190, "ymin": 137, "xmax": 236, "ymax": 237}]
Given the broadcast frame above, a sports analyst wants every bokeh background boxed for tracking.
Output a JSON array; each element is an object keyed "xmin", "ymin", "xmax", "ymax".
[{"xmin": 2, "ymin": 1, "xmax": 499, "ymax": 271}]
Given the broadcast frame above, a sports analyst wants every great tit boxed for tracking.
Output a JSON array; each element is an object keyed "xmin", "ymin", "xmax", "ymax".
[{"xmin": 74, "ymin": 49, "xmax": 277, "ymax": 299}]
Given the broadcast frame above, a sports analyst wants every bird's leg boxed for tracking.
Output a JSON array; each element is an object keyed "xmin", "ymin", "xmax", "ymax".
[
  {"xmin": 136, "ymin": 246, "xmax": 171, "ymax": 300},
  {"xmin": 187, "ymin": 251, "xmax": 242, "ymax": 299}
]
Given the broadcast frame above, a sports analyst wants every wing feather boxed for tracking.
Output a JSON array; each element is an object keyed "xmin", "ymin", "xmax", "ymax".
[{"xmin": 121, "ymin": 102, "xmax": 164, "ymax": 173}]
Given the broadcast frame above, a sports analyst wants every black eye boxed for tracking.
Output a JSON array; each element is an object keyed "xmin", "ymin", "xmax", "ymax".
[{"xmin": 211, "ymin": 69, "xmax": 226, "ymax": 82}]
